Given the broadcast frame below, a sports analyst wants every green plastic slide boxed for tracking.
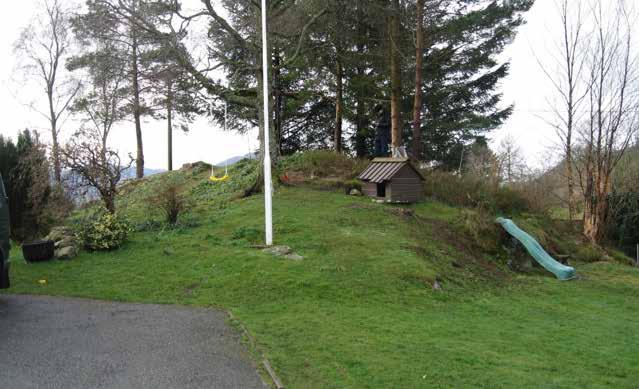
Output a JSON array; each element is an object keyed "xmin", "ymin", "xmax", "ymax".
[{"xmin": 496, "ymin": 217, "xmax": 576, "ymax": 281}]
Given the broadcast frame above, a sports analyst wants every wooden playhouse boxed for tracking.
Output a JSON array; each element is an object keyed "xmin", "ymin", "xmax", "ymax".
[{"xmin": 357, "ymin": 158, "xmax": 425, "ymax": 203}]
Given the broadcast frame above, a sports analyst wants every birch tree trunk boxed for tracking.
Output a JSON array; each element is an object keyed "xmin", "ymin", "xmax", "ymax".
[
  {"xmin": 130, "ymin": 9, "xmax": 144, "ymax": 179},
  {"xmin": 48, "ymin": 90, "xmax": 62, "ymax": 183}
]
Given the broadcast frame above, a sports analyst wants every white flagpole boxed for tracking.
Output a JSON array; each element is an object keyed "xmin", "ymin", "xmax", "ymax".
[{"xmin": 261, "ymin": 0, "xmax": 273, "ymax": 246}]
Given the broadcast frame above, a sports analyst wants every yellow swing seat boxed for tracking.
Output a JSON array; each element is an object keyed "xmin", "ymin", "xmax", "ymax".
[{"xmin": 209, "ymin": 174, "xmax": 230, "ymax": 182}]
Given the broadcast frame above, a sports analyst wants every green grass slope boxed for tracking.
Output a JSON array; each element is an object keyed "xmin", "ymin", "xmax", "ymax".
[{"xmin": 4, "ymin": 158, "xmax": 639, "ymax": 388}]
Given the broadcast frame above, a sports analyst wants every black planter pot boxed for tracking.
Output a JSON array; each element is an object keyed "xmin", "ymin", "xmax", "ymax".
[{"xmin": 22, "ymin": 240, "xmax": 55, "ymax": 263}]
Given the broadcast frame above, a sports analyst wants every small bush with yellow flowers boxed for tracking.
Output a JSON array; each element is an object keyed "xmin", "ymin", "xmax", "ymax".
[{"xmin": 77, "ymin": 212, "xmax": 133, "ymax": 251}]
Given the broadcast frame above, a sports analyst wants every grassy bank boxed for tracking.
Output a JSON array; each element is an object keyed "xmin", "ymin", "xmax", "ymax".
[{"xmin": 4, "ymin": 161, "xmax": 639, "ymax": 387}]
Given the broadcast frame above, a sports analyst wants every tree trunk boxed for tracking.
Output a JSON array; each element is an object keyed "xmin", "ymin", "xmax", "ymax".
[
  {"xmin": 389, "ymin": 0, "xmax": 402, "ymax": 150},
  {"xmin": 583, "ymin": 171, "xmax": 611, "ymax": 243},
  {"xmin": 566, "ymin": 140, "xmax": 575, "ymax": 220},
  {"xmin": 104, "ymin": 195, "xmax": 116, "ymax": 214},
  {"xmin": 354, "ymin": 0, "xmax": 368, "ymax": 158},
  {"xmin": 273, "ymin": 51, "xmax": 283, "ymax": 156},
  {"xmin": 131, "ymin": 24, "xmax": 144, "ymax": 179},
  {"xmin": 48, "ymin": 89, "xmax": 62, "ymax": 183},
  {"xmin": 50, "ymin": 122, "xmax": 61, "ymax": 184},
  {"xmin": 167, "ymin": 80, "xmax": 173, "ymax": 171},
  {"xmin": 335, "ymin": 56, "xmax": 344, "ymax": 153},
  {"xmin": 583, "ymin": 194, "xmax": 606, "ymax": 243},
  {"xmin": 411, "ymin": 0, "xmax": 424, "ymax": 160}
]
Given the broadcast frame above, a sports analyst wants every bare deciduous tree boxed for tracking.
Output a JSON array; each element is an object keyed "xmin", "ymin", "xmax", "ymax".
[
  {"xmin": 13, "ymin": 0, "xmax": 80, "ymax": 183},
  {"xmin": 64, "ymin": 45, "xmax": 130, "ymax": 214},
  {"xmin": 577, "ymin": 0, "xmax": 639, "ymax": 243},
  {"xmin": 62, "ymin": 129, "xmax": 132, "ymax": 214},
  {"xmin": 539, "ymin": 0, "xmax": 588, "ymax": 220},
  {"xmin": 497, "ymin": 135, "xmax": 526, "ymax": 184}
]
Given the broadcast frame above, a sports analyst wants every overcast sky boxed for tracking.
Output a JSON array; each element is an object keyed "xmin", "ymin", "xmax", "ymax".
[{"xmin": 0, "ymin": 1, "xmax": 612, "ymax": 170}]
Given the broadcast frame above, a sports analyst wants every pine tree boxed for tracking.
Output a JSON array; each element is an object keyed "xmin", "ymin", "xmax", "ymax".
[{"xmin": 71, "ymin": 0, "xmax": 163, "ymax": 178}]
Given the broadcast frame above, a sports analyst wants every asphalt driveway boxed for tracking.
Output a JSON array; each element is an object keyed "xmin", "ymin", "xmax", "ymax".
[{"xmin": 0, "ymin": 295, "xmax": 265, "ymax": 389}]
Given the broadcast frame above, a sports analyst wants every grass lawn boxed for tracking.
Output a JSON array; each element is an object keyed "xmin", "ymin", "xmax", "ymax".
[{"xmin": 4, "ymin": 185, "xmax": 639, "ymax": 388}]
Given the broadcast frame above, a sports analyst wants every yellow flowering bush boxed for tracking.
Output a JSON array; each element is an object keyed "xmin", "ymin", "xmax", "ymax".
[{"xmin": 77, "ymin": 212, "xmax": 132, "ymax": 251}]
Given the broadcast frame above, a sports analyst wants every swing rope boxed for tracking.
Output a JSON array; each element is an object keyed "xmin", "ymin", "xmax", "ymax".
[{"xmin": 210, "ymin": 102, "xmax": 230, "ymax": 182}]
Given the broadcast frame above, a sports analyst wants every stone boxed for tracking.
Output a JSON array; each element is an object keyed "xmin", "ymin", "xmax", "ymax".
[
  {"xmin": 54, "ymin": 237, "xmax": 77, "ymax": 249},
  {"xmin": 389, "ymin": 208, "xmax": 414, "ymax": 218},
  {"xmin": 349, "ymin": 188, "xmax": 363, "ymax": 196},
  {"xmin": 262, "ymin": 245, "xmax": 293, "ymax": 256},
  {"xmin": 262, "ymin": 245, "xmax": 304, "ymax": 261},
  {"xmin": 182, "ymin": 161, "xmax": 211, "ymax": 174},
  {"xmin": 284, "ymin": 253, "xmax": 304, "ymax": 261},
  {"xmin": 55, "ymin": 246, "xmax": 78, "ymax": 260},
  {"xmin": 504, "ymin": 236, "xmax": 534, "ymax": 273},
  {"xmin": 47, "ymin": 226, "xmax": 73, "ymax": 242}
]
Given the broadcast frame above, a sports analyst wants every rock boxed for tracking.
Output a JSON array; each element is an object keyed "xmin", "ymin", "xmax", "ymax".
[
  {"xmin": 389, "ymin": 208, "xmax": 414, "ymax": 218},
  {"xmin": 262, "ymin": 245, "xmax": 293, "ymax": 256},
  {"xmin": 284, "ymin": 253, "xmax": 304, "ymax": 261},
  {"xmin": 55, "ymin": 246, "xmax": 78, "ymax": 260},
  {"xmin": 507, "ymin": 258, "xmax": 533, "ymax": 272},
  {"xmin": 555, "ymin": 254, "xmax": 570, "ymax": 265},
  {"xmin": 182, "ymin": 161, "xmax": 211, "ymax": 174},
  {"xmin": 262, "ymin": 245, "xmax": 304, "ymax": 261},
  {"xmin": 349, "ymin": 188, "xmax": 363, "ymax": 196},
  {"xmin": 54, "ymin": 236, "xmax": 77, "ymax": 249},
  {"xmin": 47, "ymin": 226, "xmax": 73, "ymax": 242},
  {"xmin": 46, "ymin": 226, "xmax": 79, "ymax": 259},
  {"xmin": 505, "ymin": 236, "xmax": 534, "ymax": 273}
]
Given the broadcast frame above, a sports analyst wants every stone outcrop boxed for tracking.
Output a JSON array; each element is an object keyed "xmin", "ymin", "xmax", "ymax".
[
  {"xmin": 45, "ymin": 227, "xmax": 79, "ymax": 260},
  {"xmin": 261, "ymin": 245, "xmax": 304, "ymax": 261}
]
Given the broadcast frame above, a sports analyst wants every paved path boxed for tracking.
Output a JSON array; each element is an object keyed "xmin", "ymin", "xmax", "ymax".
[{"xmin": 0, "ymin": 295, "xmax": 266, "ymax": 389}]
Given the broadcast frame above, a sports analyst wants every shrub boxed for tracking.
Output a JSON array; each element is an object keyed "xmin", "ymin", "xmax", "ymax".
[
  {"xmin": 8, "ymin": 131, "xmax": 56, "ymax": 241},
  {"xmin": 606, "ymin": 190, "xmax": 639, "ymax": 257},
  {"xmin": 454, "ymin": 208, "xmax": 501, "ymax": 253},
  {"xmin": 425, "ymin": 170, "xmax": 532, "ymax": 214},
  {"xmin": 608, "ymin": 249, "xmax": 634, "ymax": 266},
  {"xmin": 77, "ymin": 212, "xmax": 132, "ymax": 251},
  {"xmin": 341, "ymin": 179, "xmax": 363, "ymax": 193},
  {"xmin": 492, "ymin": 187, "xmax": 530, "ymax": 214},
  {"xmin": 279, "ymin": 150, "xmax": 368, "ymax": 179},
  {"xmin": 134, "ymin": 219, "xmax": 164, "ymax": 232},
  {"xmin": 231, "ymin": 226, "xmax": 261, "ymax": 244},
  {"xmin": 147, "ymin": 177, "xmax": 194, "ymax": 225},
  {"xmin": 574, "ymin": 244, "xmax": 605, "ymax": 263}
]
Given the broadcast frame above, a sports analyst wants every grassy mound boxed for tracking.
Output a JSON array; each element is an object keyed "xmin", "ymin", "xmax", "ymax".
[{"xmin": 5, "ymin": 155, "xmax": 639, "ymax": 387}]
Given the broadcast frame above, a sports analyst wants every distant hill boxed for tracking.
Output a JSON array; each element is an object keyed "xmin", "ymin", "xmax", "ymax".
[
  {"xmin": 121, "ymin": 166, "xmax": 165, "ymax": 180},
  {"xmin": 63, "ymin": 166, "xmax": 165, "ymax": 204},
  {"xmin": 216, "ymin": 153, "xmax": 255, "ymax": 167}
]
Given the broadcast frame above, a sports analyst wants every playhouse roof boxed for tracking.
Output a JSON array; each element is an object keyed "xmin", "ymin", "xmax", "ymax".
[{"xmin": 358, "ymin": 158, "xmax": 425, "ymax": 184}]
